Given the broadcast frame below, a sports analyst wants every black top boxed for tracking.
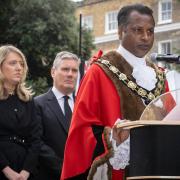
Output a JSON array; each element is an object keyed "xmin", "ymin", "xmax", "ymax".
[{"xmin": 0, "ymin": 95, "xmax": 41, "ymax": 177}]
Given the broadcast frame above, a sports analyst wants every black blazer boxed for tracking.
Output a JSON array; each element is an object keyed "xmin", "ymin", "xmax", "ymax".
[
  {"xmin": 34, "ymin": 89, "xmax": 72, "ymax": 180},
  {"xmin": 0, "ymin": 95, "xmax": 41, "ymax": 179}
]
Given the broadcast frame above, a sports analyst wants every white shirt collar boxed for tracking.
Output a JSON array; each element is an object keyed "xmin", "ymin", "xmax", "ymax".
[
  {"xmin": 52, "ymin": 86, "xmax": 73, "ymax": 100},
  {"xmin": 116, "ymin": 44, "xmax": 146, "ymax": 68},
  {"xmin": 116, "ymin": 44, "xmax": 157, "ymax": 91}
]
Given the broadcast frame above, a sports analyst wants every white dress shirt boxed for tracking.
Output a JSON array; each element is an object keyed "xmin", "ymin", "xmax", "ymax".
[{"xmin": 52, "ymin": 86, "xmax": 74, "ymax": 115}]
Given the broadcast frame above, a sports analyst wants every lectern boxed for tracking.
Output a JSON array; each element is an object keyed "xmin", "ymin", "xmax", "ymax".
[
  {"xmin": 128, "ymin": 124, "xmax": 180, "ymax": 179},
  {"xmin": 117, "ymin": 89, "xmax": 180, "ymax": 179}
]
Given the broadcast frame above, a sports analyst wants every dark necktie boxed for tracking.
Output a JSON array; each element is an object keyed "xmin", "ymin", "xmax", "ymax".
[{"xmin": 63, "ymin": 95, "xmax": 72, "ymax": 125}]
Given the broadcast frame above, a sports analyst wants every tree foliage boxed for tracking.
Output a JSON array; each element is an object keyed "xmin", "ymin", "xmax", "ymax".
[{"xmin": 0, "ymin": 0, "xmax": 95, "ymax": 95}]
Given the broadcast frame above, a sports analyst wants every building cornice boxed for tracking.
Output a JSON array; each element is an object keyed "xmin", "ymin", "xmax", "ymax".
[
  {"xmin": 155, "ymin": 22, "xmax": 180, "ymax": 33},
  {"xmin": 77, "ymin": 0, "xmax": 108, "ymax": 7},
  {"xmin": 94, "ymin": 22, "xmax": 180, "ymax": 44},
  {"xmin": 95, "ymin": 33, "xmax": 119, "ymax": 44}
]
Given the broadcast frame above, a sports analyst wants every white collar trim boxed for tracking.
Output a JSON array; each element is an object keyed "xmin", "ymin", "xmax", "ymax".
[
  {"xmin": 52, "ymin": 86, "xmax": 73, "ymax": 100},
  {"xmin": 116, "ymin": 45, "xmax": 146, "ymax": 68},
  {"xmin": 116, "ymin": 45, "xmax": 157, "ymax": 91}
]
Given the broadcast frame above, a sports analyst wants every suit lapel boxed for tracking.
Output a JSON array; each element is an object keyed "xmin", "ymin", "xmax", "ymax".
[{"xmin": 46, "ymin": 90, "xmax": 69, "ymax": 133}]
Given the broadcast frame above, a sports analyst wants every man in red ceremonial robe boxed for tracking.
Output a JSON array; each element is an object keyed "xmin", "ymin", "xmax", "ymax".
[{"xmin": 61, "ymin": 4, "xmax": 169, "ymax": 180}]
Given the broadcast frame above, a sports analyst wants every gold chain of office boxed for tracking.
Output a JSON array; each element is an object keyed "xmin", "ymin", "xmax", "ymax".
[{"xmin": 97, "ymin": 58, "xmax": 165, "ymax": 104}]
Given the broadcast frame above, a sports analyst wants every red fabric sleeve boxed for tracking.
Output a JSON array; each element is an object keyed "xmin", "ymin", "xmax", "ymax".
[{"xmin": 61, "ymin": 64, "xmax": 122, "ymax": 179}]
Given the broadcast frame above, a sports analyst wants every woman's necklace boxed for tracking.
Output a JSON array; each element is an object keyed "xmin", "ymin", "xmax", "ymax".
[
  {"xmin": 6, "ymin": 88, "xmax": 15, "ymax": 96},
  {"xmin": 9, "ymin": 90, "xmax": 15, "ymax": 95}
]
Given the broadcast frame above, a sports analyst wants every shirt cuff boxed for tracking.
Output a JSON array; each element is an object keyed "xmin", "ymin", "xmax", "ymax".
[{"xmin": 109, "ymin": 135, "xmax": 130, "ymax": 170}]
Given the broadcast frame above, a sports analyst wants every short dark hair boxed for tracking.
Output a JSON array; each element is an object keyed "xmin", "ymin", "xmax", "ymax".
[{"xmin": 117, "ymin": 4, "xmax": 154, "ymax": 27}]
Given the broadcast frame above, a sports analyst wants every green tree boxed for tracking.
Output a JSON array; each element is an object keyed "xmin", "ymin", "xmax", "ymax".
[{"xmin": 0, "ymin": 0, "xmax": 95, "ymax": 95}]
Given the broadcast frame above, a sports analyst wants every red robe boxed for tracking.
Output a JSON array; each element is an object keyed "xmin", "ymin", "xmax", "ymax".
[
  {"xmin": 61, "ymin": 63, "xmax": 124, "ymax": 179},
  {"xmin": 61, "ymin": 51, "xmax": 169, "ymax": 179}
]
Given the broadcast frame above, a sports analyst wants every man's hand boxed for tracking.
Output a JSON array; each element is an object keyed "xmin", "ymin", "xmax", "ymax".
[
  {"xmin": 2, "ymin": 166, "xmax": 22, "ymax": 180},
  {"xmin": 2, "ymin": 167, "xmax": 30, "ymax": 180},
  {"xmin": 112, "ymin": 120, "xmax": 130, "ymax": 146},
  {"xmin": 19, "ymin": 170, "xmax": 30, "ymax": 180}
]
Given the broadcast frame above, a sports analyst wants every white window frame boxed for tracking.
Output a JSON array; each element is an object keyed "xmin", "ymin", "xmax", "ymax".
[
  {"xmin": 105, "ymin": 10, "xmax": 118, "ymax": 34},
  {"xmin": 158, "ymin": 0, "xmax": 172, "ymax": 24},
  {"xmin": 82, "ymin": 15, "xmax": 93, "ymax": 30},
  {"xmin": 158, "ymin": 40, "xmax": 172, "ymax": 54}
]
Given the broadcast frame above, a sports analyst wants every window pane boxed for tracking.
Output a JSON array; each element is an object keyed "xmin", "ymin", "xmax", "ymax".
[
  {"xmin": 82, "ymin": 16, "xmax": 93, "ymax": 30},
  {"xmin": 161, "ymin": 1, "xmax": 172, "ymax": 21},
  {"xmin": 161, "ymin": 42, "xmax": 171, "ymax": 54},
  {"xmin": 107, "ymin": 11, "xmax": 118, "ymax": 32}
]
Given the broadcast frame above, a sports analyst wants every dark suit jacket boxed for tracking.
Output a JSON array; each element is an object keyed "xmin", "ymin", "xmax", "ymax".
[{"xmin": 34, "ymin": 89, "xmax": 72, "ymax": 180}]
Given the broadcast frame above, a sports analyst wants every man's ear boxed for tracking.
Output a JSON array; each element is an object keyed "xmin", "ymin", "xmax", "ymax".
[
  {"xmin": 118, "ymin": 26, "xmax": 123, "ymax": 40},
  {"xmin": 118, "ymin": 25, "xmax": 127, "ymax": 40},
  {"xmin": 51, "ymin": 67, "xmax": 55, "ymax": 78}
]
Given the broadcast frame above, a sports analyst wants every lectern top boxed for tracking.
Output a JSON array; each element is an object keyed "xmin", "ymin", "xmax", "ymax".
[
  {"xmin": 116, "ymin": 120, "xmax": 180, "ymax": 129},
  {"xmin": 116, "ymin": 89, "xmax": 180, "ymax": 129}
]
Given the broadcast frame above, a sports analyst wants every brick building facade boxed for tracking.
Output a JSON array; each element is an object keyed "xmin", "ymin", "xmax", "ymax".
[{"xmin": 75, "ymin": 0, "xmax": 180, "ymax": 56}]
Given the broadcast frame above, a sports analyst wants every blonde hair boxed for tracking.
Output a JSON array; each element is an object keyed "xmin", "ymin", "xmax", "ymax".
[{"xmin": 0, "ymin": 45, "xmax": 33, "ymax": 101}]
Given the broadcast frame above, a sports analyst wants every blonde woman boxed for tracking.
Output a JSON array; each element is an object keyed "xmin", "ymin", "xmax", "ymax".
[{"xmin": 0, "ymin": 45, "xmax": 41, "ymax": 180}]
